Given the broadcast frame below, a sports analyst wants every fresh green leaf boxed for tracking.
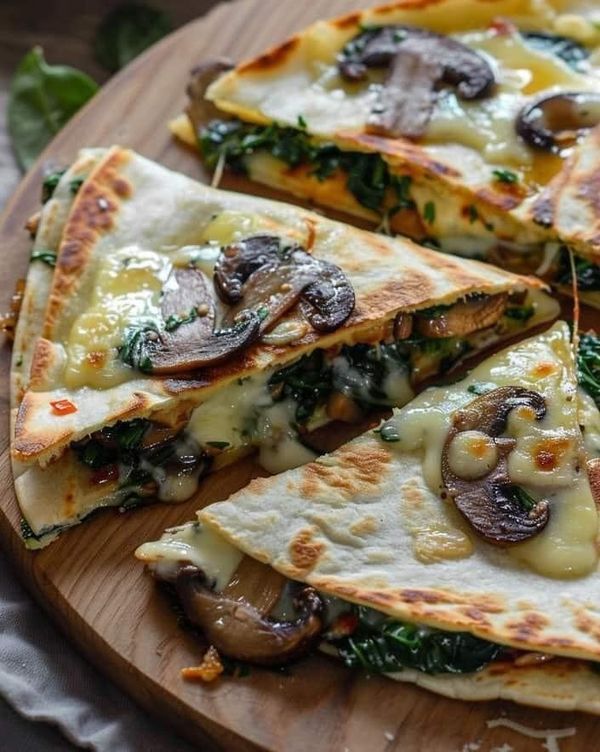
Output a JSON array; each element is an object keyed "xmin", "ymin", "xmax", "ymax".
[
  {"xmin": 8, "ymin": 47, "xmax": 98, "ymax": 170},
  {"xmin": 492, "ymin": 168, "xmax": 519, "ymax": 184},
  {"xmin": 94, "ymin": 3, "xmax": 171, "ymax": 73},
  {"xmin": 30, "ymin": 250, "xmax": 57, "ymax": 267},
  {"xmin": 332, "ymin": 606, "xmax": 504, "ymax": 675}
]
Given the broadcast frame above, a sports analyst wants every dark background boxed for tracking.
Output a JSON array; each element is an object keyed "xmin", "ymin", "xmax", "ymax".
[{"xmin": 0, "ymin": 0, "xmax": 222, "ymax": 209}]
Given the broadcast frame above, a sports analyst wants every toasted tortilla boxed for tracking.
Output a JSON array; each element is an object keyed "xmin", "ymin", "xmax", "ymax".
[
  {"xmin": 198, "ymin": 0, "xmax": 600, "ymax": 284},
  {"xmin": 12, "ymin": 146, "xmax": 554, "ymax": 467},
  {"xmin": 200, "ymin": 323, "xmax": 600, "ymax": 665}
]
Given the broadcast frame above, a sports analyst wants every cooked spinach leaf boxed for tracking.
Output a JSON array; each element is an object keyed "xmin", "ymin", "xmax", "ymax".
[
  {"xmin": 492, "ymin": 168, "xmax": 519, "ymax": 184},
  {"xmin": 520, "ymin": 31, "xmax": 589, "ymax": 70},
  {"xmin": 41, "ymin": 169, "xmax": 66, "ymax": 202},
  {"xmin": 30, "ymin": 250, "xmax": 57, "ymax": 267},
  {"xmin": 269, "ymin": 350, "xmax": 333, "ymax": 424},
  {"xmin": 8, "ymin": 47, "xmax": 98, "ymax": 170},
  {"xmin": 332, "ymin": 606, "xmax": 504, "ymax": 675},
  {"xmin": 578, "ymin": 332, "xmax": 600, "ymax": 409},
  {"xmin": 504, "ymin": 304, "xmax": 534, "ymax": 321},
  {"xmin": 94, "ymin": 3, "xmax": 171, "ymax": 73},
  {"xmin": 200, "ymin": 119, "xmax": 413, "ymax": 216},
  {"xmin": 556, "ymin": 248, "xmax": 600, "ymax": 291},
  {"xmin": 73, "ymin": 418, "xmax": 150, "ymax": 469},
  {"xmin": 118, "ymin": 323, "xmax": 158, "ymax": 372}
]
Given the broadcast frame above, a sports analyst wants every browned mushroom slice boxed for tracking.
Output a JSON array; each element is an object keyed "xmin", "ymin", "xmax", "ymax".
[
  {"xmin": 442, "ymin": 386, "xmax": 550, "ymax": 545},
  {"xmin": 175, "ymin": 566, "xmax": 324, "ymax": 666},
  {"xmin": 149, "ymin": 310, "xmax": 261, "ymax": 374},
  {"xmin": 186, "ymin": 58, "xmax": 234, "ymax": 135},
  {"xmin": 340, "ymin": 26, "xmax": 494, "ymax": 138},
  {"xmin": 415, "ymin": 294, "xmax": 507, "ymax": 339},
  {"xmin": 223, "ymin": 261, "xmax": 321, "ymax": 334},
  {"xmin": 298, "ymin": 259, "xmax": 356, "ymax": 332},
  {"xmin": 339, "ymin": 26, "xmax": 495, "ymax": 98},
  {"xmin": 214, "ymin": 234, "xmax": 281, "ymax": 304},
  {"xmin": 516, "ymin": 91, "xmax": 600, "ymax": 151}
]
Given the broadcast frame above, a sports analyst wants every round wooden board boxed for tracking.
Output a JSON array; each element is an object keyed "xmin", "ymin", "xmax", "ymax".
[{"xmin": 0, "ymin": 1, "xmax": 596, "ymax": 749}]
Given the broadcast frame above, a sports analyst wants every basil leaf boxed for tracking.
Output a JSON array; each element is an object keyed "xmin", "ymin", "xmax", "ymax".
[
  {"xmin": 8, "ymin": 47, "xmax": 98, "ymax": 170},
  {"xmin": 94, "ymin": 3, "xmax": 172, "ymax": 73}
]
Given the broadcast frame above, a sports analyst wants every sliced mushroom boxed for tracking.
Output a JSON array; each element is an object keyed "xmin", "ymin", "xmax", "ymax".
[
  {"xmin": 186, "ymin": 58, "xmax": 234, "ymax": 135},
  {"xmin": 175, "ymin": 566, "xmax": 324, "ymax": 666},
  {"xmin": 142, "ymin": 267, "xmax": 260, "ymax": 373},
  {"xmin": 516, "ymin": 92, "xmax": 600, "ymax": 151},
  {"xmin": 297, "ymin": 258, "xmax": 356, "ymax": 333},
  {"xmin": 215, "ymin": 236, "xmax": 355, "ymax": 335},
  {"xmin": 214, "ymin": 234, "xmax": 281, "ymax": 304},
  {"xmin": 222, "ymin": 260, "xmax": 320, "ymax": 333},
  {"xmin": 415, "ymin": 293, "xmax": 507, "ymax": 339},
  {"xmin": 339, "ymin": 26, "xmax": 495, "ymax": 138},
  {"xmin": 442, "ymin": 386, "xmax": 550, "ymax": 545}
]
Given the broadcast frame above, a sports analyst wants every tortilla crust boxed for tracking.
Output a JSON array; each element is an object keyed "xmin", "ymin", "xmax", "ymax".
[
  {"xmin": 205, "ymin": 0, "xmax": 600, "ymax": 264},
  {"xmin": 200, "ymin": 324, "xmax": 600, "ymax": 664},
  {"xmin": 12, "ymin": 146, "xmax": 550, "ymax": 466}
]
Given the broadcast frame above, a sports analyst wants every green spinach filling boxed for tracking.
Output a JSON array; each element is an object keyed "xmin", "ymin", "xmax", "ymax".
[
  {"xmin": 329, "ymin": 606, "xmax": 504, "ymax": 675},
  {"xmin": 200, "ymin": 119, "xmax": 415, "ymax": 216},
  {"xmin": 556, "ymin": 248, "xmax": 600, "ymax": 292},
  {"xmin": 578, "ymin": 331, "xmax": 600, "ymax": 409}
]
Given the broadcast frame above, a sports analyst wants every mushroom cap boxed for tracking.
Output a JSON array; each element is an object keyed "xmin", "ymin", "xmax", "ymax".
[{"xmin": 516, "ymin": 91, "xmax": 600, "ymax": 151}]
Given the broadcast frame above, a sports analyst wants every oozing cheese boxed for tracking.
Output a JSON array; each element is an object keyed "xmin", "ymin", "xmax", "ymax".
[
  {"xmin": 64, "ymin": 246, "xmax": 172, "ymax": 389},
  {"xmin": 383, "ymin": 322, "xmax": 599, "ymax": 579},
  {"xmin": 136, "ymin": 521, "xmax": 243, "ymax": 589}
]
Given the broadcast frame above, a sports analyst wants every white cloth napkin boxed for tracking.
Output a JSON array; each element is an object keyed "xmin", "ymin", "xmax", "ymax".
[{"xmin": 0, "ymin": 549, "xmax": 215, "ymax": 751}]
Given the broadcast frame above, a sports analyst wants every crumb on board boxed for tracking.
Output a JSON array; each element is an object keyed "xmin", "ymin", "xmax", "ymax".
[{"xmin": 181, "ymin": 646, "xmax": 224, "ymax": 683}]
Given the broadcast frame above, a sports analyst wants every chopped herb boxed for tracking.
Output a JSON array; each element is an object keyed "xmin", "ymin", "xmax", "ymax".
[
  {"xmin": 467, "ymin": 205, "xmax": 479, "ymax": 224},
  {"xmin": 506, "ymin": 485, "xmax": 536, "ymax": 512},
  {"xmin": 69, "ymin": 176, "xmax": 84, "ymax": 194},
  {"xmin": 467, "ymin": 383, "xmax": 495, "ymax": 396},
  {"xmin": 332, "ymin": 605, "xmax": 504, "ymax": 675},
  {"xmin": 504, "ymin": 304, "xmax": 534, "ymax": 321},
  {"xmin": 15, "ymin": 355, "xmax": 23, "ymax": 367},
  {"xmin": 41, "ymin": 169, "xmax": 65, "ymax": 202},
  {"xmin": 118, "ymin": 322, "xmax": 159, "ymax": 373},
  {"xmin": 257, "ymin": 306, "xmax": 269, "ymax": 322},
  {"xmin": 577, "ymin": 331, "xmax": 600, "ymax": 409},
  {"xmin": 377, "ymin": 423, "xmax": 400, "ymax": 442},
  {"xmin": 20, "ymin": 517, "xmax": 37, "ymax": 541},
  {"xmin": 164, "ymin": 308, "xmax": 198, "ymax": 332},
  {"xmin": 30, "ymin": 250, "xmax": 57, "ymax": 267},
  {"xmin": 297, "ymin": 114, "xmax": 307, "ymax": 129},
  {"xmin": 492, "ymin": 168, "xmax": 519, "ymax": 184},
  {"xmin": 423, "ymin": 201, "xmax": 436, "ymax": 224},
  {"xmin": 206, "ymin": 441, "xmax": 230, "ymax": 449}
]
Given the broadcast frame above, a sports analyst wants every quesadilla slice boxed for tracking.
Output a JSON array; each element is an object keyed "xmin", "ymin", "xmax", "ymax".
[
  {"xmin": 175, "ymin": 0, "xmax": 600, "ymax": 305},
  {"xmin": 10, "ymin": 146, "xmax": 557, "ymax": 547},
  {"xmin": 136, "ymin": 322, "xmax": 600, "ymax": 714}
]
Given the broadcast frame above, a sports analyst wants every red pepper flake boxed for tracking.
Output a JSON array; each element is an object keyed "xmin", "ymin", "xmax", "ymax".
[
  {"xmin": 489, "ymin": 17, "xmax": 517, "ymax": 35},
  {"xmin": 50, "ymin": 399, "xmax": 77, "ymax": 416},
  {"xmin": 328, "ymin": 612, "xmax": 359, "ymax": 639}
]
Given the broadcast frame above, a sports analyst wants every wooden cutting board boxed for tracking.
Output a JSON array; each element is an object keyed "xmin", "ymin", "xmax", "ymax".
[{"xmin": 0, "ymin": 1, "xmax": 594, "ymax": 749}]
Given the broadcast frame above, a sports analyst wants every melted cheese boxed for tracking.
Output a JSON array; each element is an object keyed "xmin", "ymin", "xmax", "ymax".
[
  {"xmin": 64, "ymin": 246, "xmax": 172, "ymax": 389},
  {"xmin": 135, "ymin": 521, "xmax": 243, "ymax": 589},
  {"xmin": 384, "ymin": 322, "xmax": 598, "ymax": 579}
]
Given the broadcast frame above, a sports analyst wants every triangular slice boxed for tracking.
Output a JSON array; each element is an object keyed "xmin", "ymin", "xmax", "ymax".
[
  {"xmin": 177, "ymin": 0, "xmax": 600, "ymax": 306},
  {"xmin": 137, "ymin": 322, "xmax": 600, "ymax": 714},
  {"xmin": 11, "ymin": 146, "xmax": 557, "ymax": 546}
]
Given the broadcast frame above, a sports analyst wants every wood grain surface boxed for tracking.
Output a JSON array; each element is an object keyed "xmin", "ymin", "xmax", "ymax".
[{"xmin": 0, "ymin": 1, "xmax": 595, "ymax": 750}]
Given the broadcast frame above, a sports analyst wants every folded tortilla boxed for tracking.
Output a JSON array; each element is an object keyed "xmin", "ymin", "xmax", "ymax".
[
  {"xmin": 180, "ymin": 0, "xmax": 600, "ymax": 304},
  {"xmin": 11, "ymin": 146, "xmax": 557, "ymax": 545},
  {"xmin": 137, "ymin": 322, "xmax": 600, "ymax": 714}
]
